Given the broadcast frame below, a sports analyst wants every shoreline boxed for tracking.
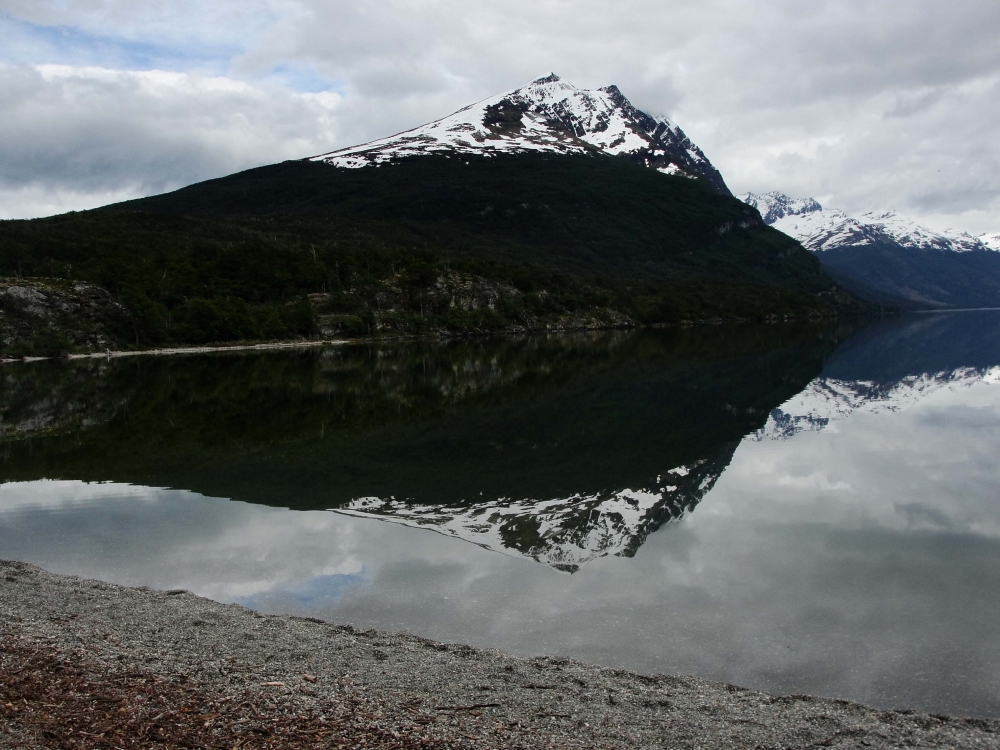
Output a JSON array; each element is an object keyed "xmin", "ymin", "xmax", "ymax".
[
  {"xmin": 67, "ymin": 338, "xmax": 349, "ymax": 359},
  {"xmin": 0, "ymin": 311, "xmax": 892, "ymax": 365},
  {"xmin": 2, "ymin": 560, "xmax": 996, "ymax": 749},
  {"xmin": 1, "ymin": 338, "xmax": 350, "ymax": 364}
]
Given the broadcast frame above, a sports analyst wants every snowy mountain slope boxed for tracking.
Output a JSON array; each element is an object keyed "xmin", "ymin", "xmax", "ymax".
[
  {"xmin": 981, "ymin": 233, "xmax": 1000, "ymax": 252},
  {"xmin": 312, "ymin": 74, "xmax": 731, "ymax": 195},
  {"xmin": 753, "ymin": 366, "xmax": 1000, "ymax": 441},
  {"xmin": 332, "ymin": 449, "xmax": 734, "ymax": 572},
  {"xmin": 739, "ymin": 192, "xmax": 1000, "ymax": 308},
  {"xmin": 863, "ymin": 211, "xmax": 987, "ymax": 253},
  {"xmin": 771, "ymin": 208, "xmax": 868, "ymax": 254}
]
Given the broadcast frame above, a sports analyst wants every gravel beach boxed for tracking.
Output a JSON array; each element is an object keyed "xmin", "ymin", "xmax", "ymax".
[{"xmin": 1, "ymin": 559, "xmax": 997, "ymax": 750}]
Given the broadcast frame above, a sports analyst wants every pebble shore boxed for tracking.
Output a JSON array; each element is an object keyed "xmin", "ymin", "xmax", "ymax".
[{"xmin": 2, "ymin": 560, "xmax": 998, "ymax": 749}]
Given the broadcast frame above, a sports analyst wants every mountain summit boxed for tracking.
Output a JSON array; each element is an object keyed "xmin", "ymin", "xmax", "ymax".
[
  {"xmin": 740, "ymin": 192, "xmax": 822, "ymax": 225},
  {"xmin": 312, "ymin": 74, "xmax": 731, "ymax": 195}
]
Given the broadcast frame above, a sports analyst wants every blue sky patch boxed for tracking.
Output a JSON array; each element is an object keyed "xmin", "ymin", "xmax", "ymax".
[
  {"xmin": 265, "ymin": 62, "xmax": 338, "ymax": 94},
  {"xmin": 0, "ymin": 14, "xmax": 238, "ymax": 74}
]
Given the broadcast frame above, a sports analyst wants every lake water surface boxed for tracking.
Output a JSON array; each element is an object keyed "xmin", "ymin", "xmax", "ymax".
[{"xmin": 2, "ymin": 313, "xmax": 999, "ymax": 718}]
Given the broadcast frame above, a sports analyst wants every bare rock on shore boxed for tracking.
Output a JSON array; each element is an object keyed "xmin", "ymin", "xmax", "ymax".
[
  {"xmin": 1, "ymin": 559, "xmax": 997, "ymax": 749},
  {"xmin": 0, "ymin": 278, "xmax": 128, "ymax": 358}
]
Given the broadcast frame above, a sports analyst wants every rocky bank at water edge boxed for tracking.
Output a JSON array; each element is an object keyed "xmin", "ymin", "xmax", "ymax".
[{"xmin": 1, "ymin": 560, "xmax": 998, "ymax": 749}]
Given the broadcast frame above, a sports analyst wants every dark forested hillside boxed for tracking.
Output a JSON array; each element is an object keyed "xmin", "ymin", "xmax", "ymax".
[
  {"xmin": 0, "ymin": 153, "xmax": 864, "ymax": 354},
  {"xmin": 121, "ymin": 154, "xmax": 827, "ymax": 288},
  {"xmin": 818, "ymin": 241, "xmax": 1000, "ymax": 310}
]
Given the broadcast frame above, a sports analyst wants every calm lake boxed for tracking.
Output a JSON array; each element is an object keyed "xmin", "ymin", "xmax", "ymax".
[{"xmin": 2, "ymin": 312, "xmax": 999, "ymax": 718}]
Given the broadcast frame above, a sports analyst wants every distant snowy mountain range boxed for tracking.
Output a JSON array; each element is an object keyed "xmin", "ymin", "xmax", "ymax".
[
  {"xmin": 741, "ymin": 192, "xmax": 1000, "ymax": 308},
  {"xmin": 313, "ymin": 74, "xmax": 731, "ymax": 195},
  {"xmin": 740, "ymin": 191, "xmax": 997, "ymax": 255}
]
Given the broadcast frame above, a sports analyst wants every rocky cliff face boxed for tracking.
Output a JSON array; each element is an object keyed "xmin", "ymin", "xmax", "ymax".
[
  {"xmin": 309, "ymin": 269, "xmax": 634, "ymax": 340},
  {"xmin": 0, "ymin": 279, "xmax": 128, "ymax": 358},
  {"xmin": 312, "ymin": 74, "xmax": 731, "ymax": 195}
]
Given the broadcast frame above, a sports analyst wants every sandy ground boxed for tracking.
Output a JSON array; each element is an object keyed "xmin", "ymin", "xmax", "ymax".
[{"xmin": 1, "ymin": 560, "xmax": 998, "ymax": 750}]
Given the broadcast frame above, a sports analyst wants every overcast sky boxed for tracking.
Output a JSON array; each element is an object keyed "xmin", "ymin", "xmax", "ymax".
[{"xmin": 1, "ymin": 0, "xmax": 998, "ymax": 233}]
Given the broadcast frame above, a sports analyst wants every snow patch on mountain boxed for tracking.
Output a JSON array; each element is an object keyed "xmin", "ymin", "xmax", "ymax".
[
  {"xmin": 980, "ymin": 233, "xmax": 1000, "ymax": 252},
  {"xmin": 658, "ymin": 163, "xmax": 696, "ymax": 179},
  {"xmin": 740, "ymin": 192, "xmax": 995, "ymax": 254},
  {"xmin": 312, "ymin": 74, "xmax": 730, "ymax": 194}
]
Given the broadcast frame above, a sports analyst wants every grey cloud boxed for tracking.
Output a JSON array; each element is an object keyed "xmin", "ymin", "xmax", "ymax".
[
  {"xmin": 0, "ymin": 63, "xmax": 342, "ymax": 214},
  {"xmin": 884, "ymin": 89, "xmax": 945, "ymax": 119},
  {"xmin": 895, "ymin": 502, "xmax": 955, "ymax": 529},
  {"xmin": 713, "ymin": 1, "xmax": 1000, "ymax": 106}
]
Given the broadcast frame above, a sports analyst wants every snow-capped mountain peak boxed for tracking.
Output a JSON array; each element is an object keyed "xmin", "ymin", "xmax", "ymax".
[
  {"xmin": 739, "ymin": 191, "xmax": 823, "ymax": 224},
  {"xmin": 311, "ymin": 74, "xmax": 731, "ymax": 195}
]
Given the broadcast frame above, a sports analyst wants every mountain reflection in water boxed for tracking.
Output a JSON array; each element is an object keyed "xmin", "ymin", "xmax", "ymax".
[
  {"xmin": 757, "ymin": 312, "xmax": 1000, "ymax": 440},
  {"xmin": 0, "ymin": 325, "xmax": 839, "ymax": 570}
]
